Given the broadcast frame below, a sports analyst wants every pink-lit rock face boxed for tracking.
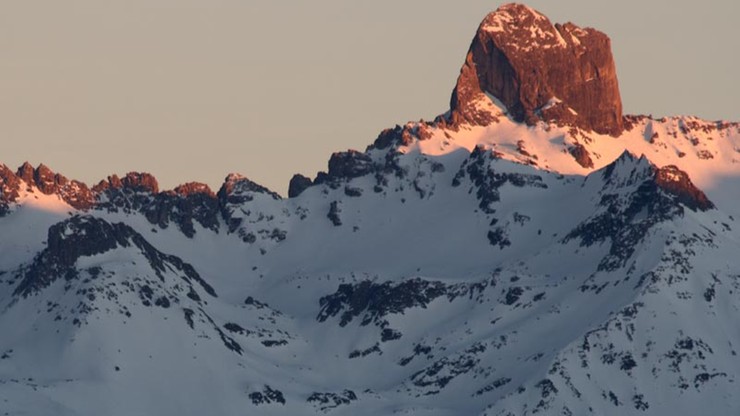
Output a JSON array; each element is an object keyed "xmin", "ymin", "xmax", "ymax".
[
  {"xmin": 654, "ymin": 165, "xmax": 713, "ymax": 211},
  {"xmin": 173, "ymin": 182, "xmax": 215, "ymax": 198},
  {"xmin": 450, "ymin": 3, "xmax": 623, "ymax": 136},
  {"xmin": 6, "ymin": 162, "xmax": 95, "ymax": 210}
]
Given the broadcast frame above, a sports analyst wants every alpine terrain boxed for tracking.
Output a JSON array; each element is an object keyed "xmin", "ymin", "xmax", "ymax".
[{"xmin": 2, "ymin": 4, "xmax": 740, "ymax": 415}]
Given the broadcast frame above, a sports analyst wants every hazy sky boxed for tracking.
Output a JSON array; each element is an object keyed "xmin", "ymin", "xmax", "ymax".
[{"xmin": 1, "ymin": 1, "xmax": 737, "ymax": 194}]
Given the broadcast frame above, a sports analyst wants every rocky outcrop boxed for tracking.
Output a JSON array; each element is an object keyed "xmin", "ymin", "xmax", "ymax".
[
  {"xmin": 16, "ymin": 162, "xmax": 35, "ymax": 186},
  {"xmin": 173, "ymin": 182, "xmax": 214, "ymax": 198},
  {"xmin": 13, "ymin": 215, "xmax": 216, "ymax": 299},
  {"xmin": 217, "ymin": 173, "xmax": 281, "ymax": 233},
  {"xmin": 452, "ymin": 145, "xmax": 547, "ymax": 214},
  {"xmin": 0, "ymin": 163, "xmax": 287, "ymax": 239},
  {"xmin": 317, "ymin": 279, "xmax": 448, "ymax": 328},
  {"xmin": 93, "ymin": 172, "xmax": 159, "ymax": 214},
  {"xmin": 308, "ymin": 150, "xmax": 378, "ymax": 191},
  {"xmin": 371, "ymin": 126, "xmax": 414, "ymax": 150},
  {"xmin": 326, "ymin": 151, "xmax": 374, "ymax": 181},
  {"xmin": 288, "ymin": 174, "xmax": 312, "ymax": 198},
  {"xmin": 654, "ymin": 165, "xmax": 713, "ymax": 211},
  {"xmin": 11, "ymin": 162, "xmax": 95, "ymax": 209},
  {"xmin": 249, "ymin": 386, "xmax": 285, "ymax": 406},
  {"xmin": 307, "ymin": 390, "xmax": 357, "ymax": 412},
  {"xmin": 569, "ymin": 143, "xmax": 595, "ymax": 168},
  {"xmin": 0, "ymin": 165, "xmax": 22, "ymax": 216},
  {"xmin": 450, "ymin": 3, "xmax": 623, "ymax": 135},
  {"xmin": 566, "ymin": 152, "xmax": 714, "ymax": 272},
  {"xmin": 93, "ymin": 172, "xmax": 159, "ymax": 195},
  {"xmin": 0, "ymin": 165, "xmax": 21, "ymax": 200},
  {"xmin": 217, "ymin": 174, "xmax": 280, "ymax": 204},
  {"xmin": 147, "ymin": 183, "xmax": 220, "ymax": 238},
  {"xmin": 317, "ymin": 278, "xmax": 489, "ymax": 334},
  {"xmin": 33, "ymin": 164, "xmax": 64, "ymax": 195}
]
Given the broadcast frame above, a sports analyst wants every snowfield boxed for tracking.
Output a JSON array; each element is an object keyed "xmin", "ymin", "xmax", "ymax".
[{"xmin": 1, "ymin": 100, "xmax": 739, "ymax": 415}]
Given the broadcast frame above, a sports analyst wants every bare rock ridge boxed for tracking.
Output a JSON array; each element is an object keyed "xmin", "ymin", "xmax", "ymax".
[
  {"xmin": 449, "ymin": 3, "xmax": 624, "ymax": 135},
  {"xmin": 0, "ymin": 162, "xmax": 282, "ymax": 237}
]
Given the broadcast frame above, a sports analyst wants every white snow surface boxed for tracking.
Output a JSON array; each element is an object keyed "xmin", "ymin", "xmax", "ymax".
[{"xmin": 1, "ymin": 98, "xmax": 740, "ymax": 415}]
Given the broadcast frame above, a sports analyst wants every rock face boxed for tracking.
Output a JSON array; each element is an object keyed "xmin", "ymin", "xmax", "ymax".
[
  {"xmin": 654, "ymin": 165, "xmax": 714, "ymax": 211},
  {"xmin": 148, "ymin": 183, "xmax": 220, "ymax": 238},
  {"xmin": 288, "ymin": 174, "xmax": 313, "ymax": 198},
  {"xmin": 14, "ymin": 215, "xmax": 217, "ymax": 299},
  {"xmin": 0, "ymin": 165, "xmax": 22, "ymax": 216},
  {"xmin": 217, "ymin": 173, "xmax": 281, "ymax": 234},
  {"xmin": 569, "ymin": 143, "xmax": 595, "ymax": 168},
  {"xmin": 450, "ymin": 3, "xmax": 623, "ymax": 136},
  {"xmin": 217, "ymin": 174, "xmax": 281, "ymax": 205},
  {"xmin": 11, "ymin": 162, "xmax": 95, "ymax": 209},
  {"xmin": 0, "ymin": 163, "xmax": 288, "ymax": 239}
]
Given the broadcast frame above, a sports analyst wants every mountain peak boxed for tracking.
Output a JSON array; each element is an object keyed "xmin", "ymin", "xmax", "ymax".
[
  {"xmin": 172, "ymin": 182, "xmax": 215, "ymax": 198},
  {"xmin": 450, "ymin": 3, "xmax": 623, "ymax": 136},
  {"xmin": 218, "ymin": 173, "xmax": 281, "ymax": 201},
  {"xmin": 16, "ymin": 161, "xmax": 35, "ymax": 184},
  {"xmin": 480, "ymin": 3, "xmax": 551, "ymax": 34}
]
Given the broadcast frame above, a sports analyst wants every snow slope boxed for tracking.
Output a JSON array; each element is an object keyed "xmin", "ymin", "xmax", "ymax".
[
  {"xmin": 1, "ymin": 104, "xmax": 739, "ymax": 415},
  {"xmin": 2, "ymin": 4, "xmax": 740, "ymax": 414}
]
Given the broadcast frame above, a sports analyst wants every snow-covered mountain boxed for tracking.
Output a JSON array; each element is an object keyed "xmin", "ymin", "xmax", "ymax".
[{"xmin": 2, "ymin": 3, "xmax": 740, "ymax": 415}]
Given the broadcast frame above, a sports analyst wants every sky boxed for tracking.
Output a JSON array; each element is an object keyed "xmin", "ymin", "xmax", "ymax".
[{"xmin": 1, "ymin": 1, "xmax": 738, "ymax": 195}]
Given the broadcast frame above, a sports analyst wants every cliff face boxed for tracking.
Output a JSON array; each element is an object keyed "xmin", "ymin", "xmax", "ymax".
[{"xmin": 450, "ymin": 3, "xmax": 624, "ymax": 136}]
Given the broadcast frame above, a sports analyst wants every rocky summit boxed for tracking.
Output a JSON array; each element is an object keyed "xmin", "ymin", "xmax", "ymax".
[
  {"xmin": 1, "ymin": 3, "xmax": 740, "ymax": 416},
  {"xmin": 450, "ymin": 3, "xmax": 623, "ymax": 135}
]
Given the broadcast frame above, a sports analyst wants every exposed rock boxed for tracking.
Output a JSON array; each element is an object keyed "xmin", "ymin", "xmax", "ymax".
[
  {"xmin": 6, "ymin": 166, "xmax": 280, "ymax": 238},
  {"xmin": 348, "ymin": 344, "xmax": 382, "ymax": 359},
  {"xmin": 317, "ymin": 279, "xmax": 445, "ymax": 327},
  {"xmin": 13, "ymin": 216, "xmax": 136, "ymax": 296},
  {"xmin": 566, "ymin": 153, "xmax": 714, "ymax": 272},
  {"xmin": 310, "ymin": 150, "xmax": 375, "ymax": 189},
  {"xmin": 217, "ymin": 173, "xmax": 281, "ymax": 233},
  {"xmin": 570, "ymin": 143, "xmax": 595, "ymax": 168},
  {"xmin": 11, "ymin": 163, "xmax": 95, "ymax": 209},
  {"xmin": 92, "ymin": 172, "xmax": 158, "ymax": 194},
  {"xmin": 410, "ymin": 342, "xmax": 488, "ymax": 394},
  {"xmin": 327, "ymin": 201, "xmax": 342, "ymax": 226},
  {"xmin": 217, "ymin": 174, "xmax": 280, "ymax": 204},
  {"xmin": 249, "ymin": 385, "xmax": 285, "ymax": 405},
  {"xmin": 344, "ymin": 186, "xmax": 362, "ymax": 197},
  {"xmin": 57, "ymin": 181, "xmax": 95, "ymax": 210},
  {"xmin": 307, "ymin": 390, "xmax": 357, "ymax": 411},
  {"xmin": 91, "ymin": 175, "xmax": 120, "ymax": 193},
  {"xmin": 654, "ymin": 165, "xmax": 713, "ymax": 211},
  {"xmin": 454, "ymin": 146, "xmax": 547, "ymax": 214},
  {"xmin": 14, "ymin": 215, "xmax": 216, "ymax": 298},
  {"xmin": 381, "ymin": 328, "xmax": 403, "ymax": 342},
  {"xmin": 316, "ymin": 278, "xmax": 489, "ymax": 328},
  {"xmin": 173, "ymin": 182, "xmax": 215, "ymax": 198},
  {"xmin": 369, "ymin": 123, "xmax": 434, "ymax": 151},
  {"xmin": 93, "ymin": 173, "xmax": 158, "ymax": 214},
  {"xmin": 0, "ymin": 164, "xmax": 22, "ymax": 214},
  {"xmin": 120, "ymin": 172, "xmax": 159, "ymax": 194},
  {"xmin": 450, "ymin": 3, "xmax": 623, "ymax": 135},
  {"xmin": 147, "ymin": 184, "xmax": 220, "ymax": 238},
  {"xmin": 326, "ymin": 150, "xmax": 374, "ymax": 180},
  {"xmin": 371, "ymin": 126, "xmax": 409, "ymax": 150},
  {"xmin": 34, "ymin": 164, "xmax": 63, "ymax": 195},
  {"xmin": 488, "ymin": 228, "xmax": 512, "ymax": 249},
  {"xmin": 16, "ymin": 162, "xmax": 35, "ymax": 186},
  {"xmin": 288, "ymin": 174, "xmax": 313, "ymax": 198}
]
